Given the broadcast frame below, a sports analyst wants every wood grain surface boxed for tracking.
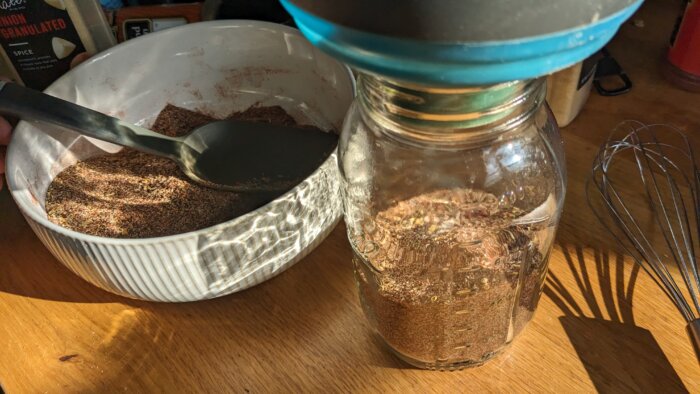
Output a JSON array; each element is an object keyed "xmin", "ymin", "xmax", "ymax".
[{"xmin": 1, "ymin": 0, "xmax": 699, "ymax": 392}]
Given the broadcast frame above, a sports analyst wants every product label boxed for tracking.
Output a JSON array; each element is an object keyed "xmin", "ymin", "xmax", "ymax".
[
  {"xmin": 122, "ymin": 17, "xmax": 187, "ymax": 41},
  {"xmin": 0, "ymin": 0, "xmax": 86, "ymax": 90},
  {"xmin": 123, "ymin": 18, "xmax": 151, "ymax": 40},
  {"xmin": 114, "ymin": 4, "xmax": 200, "ymax": 42},
  {"xmin": 577, "ymin": 55, "xmax": 598, "ymax": 90}
]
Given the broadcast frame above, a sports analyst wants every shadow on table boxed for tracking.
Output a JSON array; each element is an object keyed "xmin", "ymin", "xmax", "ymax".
[
  {"xmin": 545, "ymin": 243, "xmax": 687, "ymax": 393},
  {"xmin": 42, "ymin": 234, "xmax": 366, "ymax": 392},
  {"xmin": 0, "ymin": 187, "xmax": 126, "ymax": 303},
  {"xmin": 0, "ymin": 239, "xmax": 127, "ymax": 304}
]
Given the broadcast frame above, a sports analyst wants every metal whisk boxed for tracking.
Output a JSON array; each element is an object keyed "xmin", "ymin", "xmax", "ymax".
[{"xmin": 587, "ymin": 121, "xmax": 700, "ymax": 360}]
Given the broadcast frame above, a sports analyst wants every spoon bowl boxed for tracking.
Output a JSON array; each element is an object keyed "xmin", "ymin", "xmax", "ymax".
[{"xmin": 181, "ymin": 120, "xmax": 338, "ymax": 192}]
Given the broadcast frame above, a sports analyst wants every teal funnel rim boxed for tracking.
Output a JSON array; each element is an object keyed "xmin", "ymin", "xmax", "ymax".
[{"xmin": 280, "ymin": 0, "xmax": 643, "ymax": 86}]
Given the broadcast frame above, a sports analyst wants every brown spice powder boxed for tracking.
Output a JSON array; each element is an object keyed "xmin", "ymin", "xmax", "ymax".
[
  {"xmin": 45, "ymin": 104, "xmax": 326, "ymax": 238},
  {"xmin": 351, "ymin": 189, "xmax": 549, "ymax": 368}
]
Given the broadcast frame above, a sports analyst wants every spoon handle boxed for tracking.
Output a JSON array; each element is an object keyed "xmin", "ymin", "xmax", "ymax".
[{"xmin": 0, "ymin": 81, "xmax": 182, "ymax": 160}]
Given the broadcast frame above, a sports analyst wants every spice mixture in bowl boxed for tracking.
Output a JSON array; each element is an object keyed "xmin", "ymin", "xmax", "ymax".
[
  {"xmin": 45, "ymin": 104, "xmax": 332, "ymax": 238},
  {"xmin": 6, "ymin": 21, "xmax": 354, "ymax": 302}
]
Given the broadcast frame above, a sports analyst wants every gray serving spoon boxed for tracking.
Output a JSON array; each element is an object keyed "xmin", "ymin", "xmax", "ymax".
[{"xmin": 0, "ymin": 81, "xmax": 338, "ymax": 193}]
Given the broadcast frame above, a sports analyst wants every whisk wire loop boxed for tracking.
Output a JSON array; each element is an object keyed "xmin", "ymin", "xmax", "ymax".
[
  {"xmin": 636, "ymin": 129, "xmax": 700, "ymax": 318},
  {"xmin": 588, "ymin": 121, "xmax": 700, "ymax": 323}
]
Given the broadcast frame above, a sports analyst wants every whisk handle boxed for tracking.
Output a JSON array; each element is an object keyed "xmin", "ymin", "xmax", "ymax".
[{"xmin": 688, "ymin": 319, "xmax": 700, "ymax": 363}]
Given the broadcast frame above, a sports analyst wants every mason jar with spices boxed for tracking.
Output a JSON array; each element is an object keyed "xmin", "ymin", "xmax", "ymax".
[{"xmin": 339, "ymin": 75, "xmax": 566, "ymax": 369}]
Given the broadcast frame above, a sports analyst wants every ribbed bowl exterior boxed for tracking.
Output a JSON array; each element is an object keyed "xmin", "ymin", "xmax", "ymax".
[{"xmin": 17, "ymin": 155, "xmax": 340, "ymax": 302}]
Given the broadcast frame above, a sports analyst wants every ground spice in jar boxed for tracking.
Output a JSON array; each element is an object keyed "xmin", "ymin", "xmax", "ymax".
[
  {"xmin": 45, "ymin": 104, "xmax": 331, "ymax": 238},
  {"xmin": 351, "ymin": 188, "xmax": 551, "ymax": 368}
]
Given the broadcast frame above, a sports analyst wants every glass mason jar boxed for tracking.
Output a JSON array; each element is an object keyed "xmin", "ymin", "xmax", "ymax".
[{"xmin": 339, "ymin": 74, "xmax": 566, "ymax": 370}]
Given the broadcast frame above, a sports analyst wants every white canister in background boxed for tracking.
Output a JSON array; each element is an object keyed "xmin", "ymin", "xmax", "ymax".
[{"xmin": 546, "ymin": 57, "xmax": 598, "ymax": 128}]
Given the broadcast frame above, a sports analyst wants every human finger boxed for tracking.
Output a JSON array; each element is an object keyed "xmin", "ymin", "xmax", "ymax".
[
  {"xmin": 0, "ymin": 116, "xmax": 10, "ymax": 146},
  {"xmin": 70, "ymin": 52, "xmax": 90, "ymax": 69},
  {"xmin": 0, "ymin": 146, "xmax": 5, "ymax": 175}
]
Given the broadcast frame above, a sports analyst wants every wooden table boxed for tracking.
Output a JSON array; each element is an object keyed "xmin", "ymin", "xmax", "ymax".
[{"xmin": 1, "ymin": 1, "xmax": 699, "ymax": 392}]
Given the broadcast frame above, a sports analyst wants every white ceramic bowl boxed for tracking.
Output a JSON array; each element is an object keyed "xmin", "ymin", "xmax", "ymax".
[{"xmin": 6, "ymin": 21, "xmax": 354, "ymax": 302}]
